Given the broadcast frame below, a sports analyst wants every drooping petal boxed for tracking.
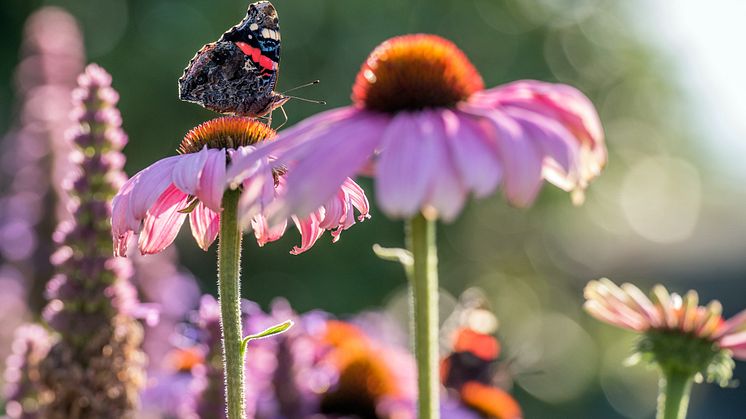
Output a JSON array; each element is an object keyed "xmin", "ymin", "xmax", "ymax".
[
  {"xmin": 129, "ymin": 156, "xmax": 182, "ymax": 221},
  {"xmin": 341, "ymin": 177, "xmax": 370, "ymax": 221},
  {"xmin": 422, "ymin": 110, "xmax": 468, "ymax": 222},
  {"xmin": 375, "ymin": 112, "xmax": 438, "ymax": 218},
  {"xmin": 502, "ymin": 106, "xmax": 580, "ymax": 191},
  {"xmin": 317, "ymin": 177, "xmax": 370, "ymax": 242},
  {"xmin": 251, "ymin": 214, "xmax": 287, "ymax": 247},
  {"xmin": 271, "ymin": 111, "xmax": 386, "ymax": 221},
  {"xmin": 189, "ymin": 202, "xmax": 220, "ymax": 251},
  {"xmin": 197, "ymin": 148, "xmax": 227, "ymax": 212},
  {"xmin": 290, "ymin": 211, "xmax": 326, "ymax": 255},
  {"xmin": 138, "ymin": 184, "xmax": 190, "ymax": 255},
  {"xmin": 224, "ymin": 107, "xmax": 361, "ymax": 184},
  {"xmin": 172, "ymin": 146, "xmax": 209, "ymax": 195},
  {"xmin": 236, "ymin": 149, "xmax": 277, "ymax": 227},
  {"xmin": 448, "ymin": 110, "xmax": 502, "ymax": 197},
  {"xmin": 112, "ymin": 175, "xmax": 137, "ymax": 256},
  {"xmin": 465, "ymin": 106, "xmax": 543, "ymax": 207}
]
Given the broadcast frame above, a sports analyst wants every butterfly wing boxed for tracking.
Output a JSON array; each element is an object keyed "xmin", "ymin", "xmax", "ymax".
[{"xmin": 178, "ymin": 1, "xmax": 283, "ymax": 117}]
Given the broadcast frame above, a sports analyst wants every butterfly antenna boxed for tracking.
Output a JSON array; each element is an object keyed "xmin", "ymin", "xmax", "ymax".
[
  {"xmin": 284, "ymin": 95, "xmax": 326, "ymax": 105},
  {"xmin": 282, "ymin": 80, "xmax": 320, "ymax": 94}
]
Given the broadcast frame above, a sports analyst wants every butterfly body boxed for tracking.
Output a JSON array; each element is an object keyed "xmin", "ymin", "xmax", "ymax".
[{"xmin": 179, "ymin": 1, "xmax": 288, "ymax": 118}]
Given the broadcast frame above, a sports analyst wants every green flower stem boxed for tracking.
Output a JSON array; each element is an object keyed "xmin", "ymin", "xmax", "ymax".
[
  {"xmin": 405, "ymin": 214, "xmax": 439, "ymax": 419},
  {"xmin": 218, "ymin": 189, "xmax": 245, "ymax": 419},
  {"xmin": 657, "ymin": 369, "xmax": 694, "ymax": 419}
]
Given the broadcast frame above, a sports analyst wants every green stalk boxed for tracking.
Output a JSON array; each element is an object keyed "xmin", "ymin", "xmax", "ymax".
[
  {"xmin": 405, "ymin": 214, "xmax": 439, "ymax": 419},
  {"xmin": 657, "ymin": 370, "xmax": 694, "ymax": 419},
  {"xmin": 217, "ymin": 189, "xmax": 245, "ymax": 419}
]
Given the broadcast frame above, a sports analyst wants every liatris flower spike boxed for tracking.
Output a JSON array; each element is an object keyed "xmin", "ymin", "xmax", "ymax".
[
  {"xmin": 229, "ymin": 34, "xmax": 605, "ymax": 419},
  {"xmin": 584, "ymin": 279, "xmax": 746, "ymax": 419},
  {"xmin": 40, "ymin": 64, "xmax": 147, "ymax": 418}
]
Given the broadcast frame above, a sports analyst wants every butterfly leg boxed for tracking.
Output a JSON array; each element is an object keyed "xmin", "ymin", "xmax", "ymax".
[{"xmin": 275, "ymin": 106, "xmax": 289, "ymax": 130}]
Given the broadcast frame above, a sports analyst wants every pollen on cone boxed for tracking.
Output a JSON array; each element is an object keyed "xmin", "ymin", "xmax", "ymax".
[
  {"xmin": 179, "ymin": 116, "xmax": 276, "ymax": 154},
  {"xmin": 352, "ymin": 34, "xmax": 484, "ymax": 112}
]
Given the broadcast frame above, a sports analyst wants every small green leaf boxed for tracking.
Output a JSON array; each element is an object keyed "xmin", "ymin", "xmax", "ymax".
[
  {"xmin": 241, "ymin": 320, "xmax": 294, "ymax": 358},
  {"xmin": 372, "ymin": 244, "xmax": 413, "ymax": 266}
]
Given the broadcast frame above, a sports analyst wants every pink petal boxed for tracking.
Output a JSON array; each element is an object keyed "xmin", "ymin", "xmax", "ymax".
[
  {"xmin": 290, "ymin": 211, "xmax": 325, "ymax": 255},
  {"xmin": 236, "ymin": 150, "xmax": 277, "ymax": 226},
  {"xmin": 138, "ymin": 184, "xmax": 190, "ymax": 255},
  {"xmin": 251, "ymin": 214, "xmax": 288, "ymax": 246},
  {"xmin": 129, "ymin": 156, "xmax": 181, "ymax": 221},
  {"xmin": 271, "ymin": 111, "xmax": 386, "ymax": 221},
  {"xmin": 422, "ymin": 110, "xmax": 468, "ymax": 221},
  {"xmin": 341, "ymin": 178, "xmax": 370, "ymax": 221},
  {"xmin": 225, "ymin": 107, "xmax": 360, "ymax": 182},
  {"xmin": 189, "ymin": 202, "xmax": 220, "ymax": 251},
  {"xmin": 713, "ymin": 309, "xmax": 746, "ymax": 339},
  {"xmin": 465, "ymin": 106, "xmax": 543, "ymax": 207},
  {"xmin": 112, "ymin": 176, "xmax": 137, "ymax": 256},
  {"xmin": 375, "ymin": 112, "xmax": 438, "ymax": 218},
  {"xmin": 480, "ymin": 80, "xmax": 604, "ymax": 149},
  {"xmin": 197, "ymin": 148, "xmax": 227, "ymax": 212},
  {"xmin": 621, "ymin": 283, "xmax": 663, "ymax": 328},
  {"xmin": 173, "ymin": 146, "xmax": 209, "ymax": 195},
  {"xmin": 448, "ymin": 110, "xmax": 502, "ymax": 197},
  {"xmin": 503, "ymin": 106, "xmax": 580, "ymax": 191},
  {"xmin": 718, "ymin": 331, "xmax": 746, "ymax": 359}
]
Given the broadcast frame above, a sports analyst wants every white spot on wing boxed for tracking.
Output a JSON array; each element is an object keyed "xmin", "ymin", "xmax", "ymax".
[{"xmin": 249, "ymin": 23, "xmax": 259, "ymax": 31}]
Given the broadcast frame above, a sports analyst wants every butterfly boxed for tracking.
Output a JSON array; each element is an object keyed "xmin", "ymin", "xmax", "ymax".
[{"xmin": 179, "ymin": 1, "xmax": 290, "ymax": 120}]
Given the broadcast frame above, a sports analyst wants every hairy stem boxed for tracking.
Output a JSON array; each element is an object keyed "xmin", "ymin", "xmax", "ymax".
[
  {"xmin": 218, "ymin": 189, "xmax": 245, "ymax": 419},
  {"xmin": 406, "ymin": 214, "xmax": 439, "ymax": 419}
]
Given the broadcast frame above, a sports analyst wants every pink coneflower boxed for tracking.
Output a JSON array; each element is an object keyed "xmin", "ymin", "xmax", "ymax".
[
  {"xmin": 226, "ymin": 33, "xmax": 605, "ymax": 419},
  {"xmin": 584, "ymin": 279, "xmax": 746, "ymax": 360},
  {"xmin": 229, "ymin": 34, "xmax": 605, "ymax": 222},
  {"xmin": 227, "ymin": 33, "xmax": 604, "ymax": 419},
  {"xmin": 111, "ymin": 116, "xmax": 369, "ymax": 256},
  {"xmin": 584, "ymin": 279, "xmax": 745, "ymax": 419}
]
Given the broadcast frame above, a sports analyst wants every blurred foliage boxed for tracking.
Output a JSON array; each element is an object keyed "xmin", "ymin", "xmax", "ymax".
[{"xmin": 2, "ymin": 0, "xmax": 745, "ymax": 417}]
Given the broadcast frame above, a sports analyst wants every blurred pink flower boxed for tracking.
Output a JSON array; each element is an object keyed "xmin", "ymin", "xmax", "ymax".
[
  {"xmin": 112, "ymin": 117, "xmax": 369, "ymax": 256},
  {"xmin": 229, "ymin": 34, "xmax": 606, "ymax": 223},
  {"xmin": 584, "ymin": 279, "xmax": 746, "ymax": 360}
]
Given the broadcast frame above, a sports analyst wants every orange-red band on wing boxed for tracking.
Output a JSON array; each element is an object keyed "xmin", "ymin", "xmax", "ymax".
[{"xmin": 235, "ymin": 41, "xmax": 277, "ymax": 71}]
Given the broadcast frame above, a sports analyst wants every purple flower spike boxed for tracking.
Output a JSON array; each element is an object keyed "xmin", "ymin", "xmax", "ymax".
[
  {"xmin": 38, "ymin": 64, "xmax": 147, "ymax": 418},
  {"xmin": 3, "ymin": 324, "xmax": 54, "ymax": 419}
]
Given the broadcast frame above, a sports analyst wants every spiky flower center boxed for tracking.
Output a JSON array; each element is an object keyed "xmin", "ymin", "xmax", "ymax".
[
  {"xmin": 352, "ymin": 34, "xmax": 484, "ymax": 113},
  {"xmin": 178, "ymin": 116, "xmax": 275, "ymax": 154}
]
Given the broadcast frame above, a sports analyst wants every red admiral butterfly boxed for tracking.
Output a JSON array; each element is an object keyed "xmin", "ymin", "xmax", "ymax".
[{"xmin": 179, "ymin": 1, "xmax": 290, "ymax": 119}]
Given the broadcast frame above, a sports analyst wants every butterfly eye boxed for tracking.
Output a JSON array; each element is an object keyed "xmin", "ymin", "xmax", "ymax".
[{"xmin": 196, "ymin": 74, "xmax": 207, "ymax": 85}]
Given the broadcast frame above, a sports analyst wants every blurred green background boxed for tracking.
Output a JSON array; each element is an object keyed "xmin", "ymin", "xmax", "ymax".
[{"xmin": 2, "ymin": 0, "xmax": 745, "ymax": 417}]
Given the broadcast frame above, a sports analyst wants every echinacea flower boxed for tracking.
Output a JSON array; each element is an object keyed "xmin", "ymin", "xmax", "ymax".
[
  {"xmin": 111, "ymin": 116, "xmax": 369, "ymax": 256},
  {"xmin": 225, "ymin": 33, "xmax": 602, "ymax": 419},
  {"xmin": 230, "ymin": 33, "xmax": 605, "ymax": 223},
  {"xmin": 584, "ymin": 279, "xmax": 746, "ymax": 365},
  {"xmin": 584, "ymin": 278, "xmax": 746, "ymax": 419}
]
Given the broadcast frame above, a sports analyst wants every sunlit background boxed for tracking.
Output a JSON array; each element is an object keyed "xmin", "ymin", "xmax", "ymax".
[{"xmin": 1, "ymin": 0, "xmax": 745, "ymax": 417}]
